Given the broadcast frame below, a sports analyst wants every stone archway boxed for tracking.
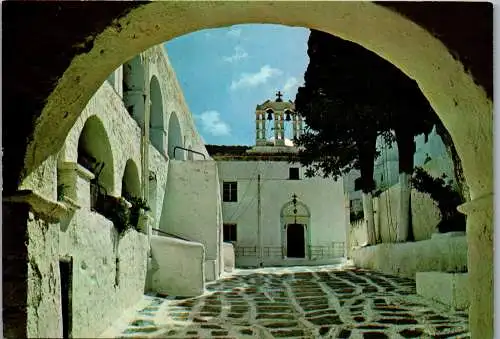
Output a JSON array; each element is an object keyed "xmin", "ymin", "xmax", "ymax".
[
  {"xmin": 77, "ymin": 115, "xmax": 114, "ymax": 197},
  {"xmin": 122, "ymin": 55, "xmax": 146, "ymax": 126},
  {"xmin": 4, "ymin": 3, "xmax": 493, "ymax": 337}
]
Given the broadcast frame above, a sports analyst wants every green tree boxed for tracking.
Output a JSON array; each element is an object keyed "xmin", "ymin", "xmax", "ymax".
[{"xmin": 293, "ymin": 30, "xmax": 436, "ymax": 243}]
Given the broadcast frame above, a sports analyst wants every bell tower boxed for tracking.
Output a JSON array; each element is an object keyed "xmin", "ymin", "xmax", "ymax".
[{"xmin": 254, "ymin": 91, "xmax": 303, "ymax": 147}]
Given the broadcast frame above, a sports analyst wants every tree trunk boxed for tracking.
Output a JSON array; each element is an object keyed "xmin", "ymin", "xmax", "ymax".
[
  {"xmin": 359, "ymin": 135, "xmax": 377, "ymax": 245},
  {"xmin": 395, "ymin": 130, "xmax": 415, "ymax": 242}
]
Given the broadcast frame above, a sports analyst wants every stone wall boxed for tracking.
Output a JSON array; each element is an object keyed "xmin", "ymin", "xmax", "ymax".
[
  {"xmin": 59, "ymin": 208, "xmax": 148, "ymax": 338},
  {"xmin": 58, "ymin": 81, "xmax": 143, "ymax": 197},
  {"xmin": 3, "ymin": 203, "xmax": 30, "ymax": 339},
  {"xmin": 150, "ymin": 235, "xmax": 205, "ymax": 297},
  {"xmin": 349, "ymin": 185, "xmax": 441, "ymax": 248},
  {"xmin": 148, "ymin": 144, "xmax": 169, "ymax": 231},
  {"xmin": 217, "ymin": 160, "xmax": 347, "ymax": 268},
  {"xmin": 416, "ymin": 272, "xmax": 469, "ymax": 310},
  {"xmin": 161, "ymin": 160, "xmax": 220, "ymax": 251},
  {"xmin": 145, "ymin": 45, "xmax": 208, "ymax": 159},
  {"xmin": 351, "ymin": 235, "xmax": 467, "ymax": 278},
  {"xmin": 223, "ymin": 242, "xmax": 235, "ymax": 273},
  {"xmin": 160, "ymin": 160, "xmax": 222, "ymax": 281},
  {"xmin": 376, "ymin": 184, "xmax": 441, "ymax": 242},
  {"xmin": 26, "ymin": 211, "xmax": 62, "ymax": 338},
  {"xmin": 5, "ymin": 44, "xmax": 217, "ymax": 338}
]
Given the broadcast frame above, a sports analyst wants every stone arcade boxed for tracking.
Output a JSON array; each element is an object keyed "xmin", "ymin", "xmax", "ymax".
[{"xmin": 4, "ymin": 45, "xmax": 228, "ymax": 339}]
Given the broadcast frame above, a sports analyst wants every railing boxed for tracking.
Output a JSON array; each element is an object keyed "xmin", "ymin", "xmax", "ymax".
[
  {"xmin": 262, "ymin": 246, "xmax": 284, "ymax": 258},
  {"xmin": 235, "ymin": 242, "xmax": 345, "ymax": 259},
  {"xmin": 151, "ymin": 228, "xmax": 192, "ymax": 242},
  {"xmin": 308, "ymin": 243, "xmax": 345, "ymax": 259},
  {"xmin": 173, "ymin": 146, "xmax": 207, "ymax": 160},
  {"xmin": 234, "ymin": 246, "xmax": 257, "ymax": 257}
]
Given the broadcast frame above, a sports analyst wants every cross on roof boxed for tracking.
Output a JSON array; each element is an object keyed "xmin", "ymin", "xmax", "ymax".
[{"xmin": 276, "ymin": 91, "xmax": 283, "ymax": 101}]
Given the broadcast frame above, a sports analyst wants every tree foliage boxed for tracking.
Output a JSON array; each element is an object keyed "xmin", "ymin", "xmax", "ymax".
[
  {"xmin": 293, "ymin": 30, "xmax": 437, "ymax": 185},
  {"xmin": 411, "ymin": 167, "xmax": 466, "ymax": 233}
]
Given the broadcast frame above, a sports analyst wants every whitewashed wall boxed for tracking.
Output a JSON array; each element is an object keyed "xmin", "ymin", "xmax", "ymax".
[
  {"xmin": 160, "ymin": 160, "xmax": 222, "ymax": 280},
  {"xmin": 150, "ymin": 235, "xmax": 205, "ymax": 296},
  {"xmin": 352, "ymin": 235, "xmax": 468, "ymax": 278},
  {"xmin": 59, "ymin": 81, "xmax": 143, "ymax": 197},
  {"xmin": 148, "ymin": 144, "xmax": 169, "ymax": 231},
  {"xmin": 376, "ymin": 184, "xmax": 441, "ymax": 242},
  {"xmin": 146, "ymin": 46, "xmax": 208, "ymax": 159},
  {"xmin": 21, "ymin": 43, "xmax": 219, "ymax": 339},
  {"xmin": 57, "ymin": 209, "xmax": 148, "ymax": 339},
  {"xmin": 372, "ymin": 127, "xmax": 457, "ymax": 190},
  {"xmin": 217, "ymin": 161, "xmax": 347, "ymax": 267},
  {"xmin": 349, "ymin": 184, "xmax": 441, "ymax": 248}
]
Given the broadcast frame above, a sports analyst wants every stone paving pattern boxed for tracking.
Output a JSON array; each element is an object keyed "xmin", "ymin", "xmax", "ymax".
[{"xmin": 115, "ymin": 266, "xmax": 470, "ymax": 338}]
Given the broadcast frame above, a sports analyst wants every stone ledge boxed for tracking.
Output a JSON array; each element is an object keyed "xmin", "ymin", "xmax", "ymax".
[
  {"xmin": 416, "ymin": 271, "xmax": 469, "ymax": 310},
  {"xmin": 351, "ymin": 235, "xmax": 468, "ymax": 278},
  {"xmin": 457, "ymin": 192, "xmax": 493, "ymax": 215},
  {"xmin": 3, "ymin": 189, "xmax": 68, "ymax": 222},
  {"xmin": 59, "ymin": 195, "xmax": 81, "ymax": 211},
  {"xmin": 59, "ymin": 161, "xmax": 95, "ymax": 181}
]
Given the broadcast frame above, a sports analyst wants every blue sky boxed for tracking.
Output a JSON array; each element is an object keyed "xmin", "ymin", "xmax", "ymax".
[{"xmin": 165, "ymin": 24, "xmax": 310, "ymax": 146}]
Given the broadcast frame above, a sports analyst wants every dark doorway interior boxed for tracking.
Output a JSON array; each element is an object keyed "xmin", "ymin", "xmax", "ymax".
[
  {"xmin": 60, "ymin": 258, "xmax": 73, "ymax": 339},
  {"xmin": 286, "ymin": 223, "xmax": 305, "ymax": 258}
]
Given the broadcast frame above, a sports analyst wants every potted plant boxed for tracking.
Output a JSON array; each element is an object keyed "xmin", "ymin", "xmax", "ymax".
[{"xmin": 124, "ymin": 194, "xmax": 151, "ymax": 230}]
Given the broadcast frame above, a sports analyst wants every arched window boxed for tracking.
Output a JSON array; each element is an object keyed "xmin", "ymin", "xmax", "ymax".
[
  {"xmin": 77, "ymin": 116, "xmax": 114, "ymax": 210},
  {"xmin": 121, "ymin": 159, "xmax": 141, "ymax": 200},
  {"xmin": 123, "ymin": 56, "xmax": 145, "ymax": 126},
  {"xmin": 149, "ymin": 76, "xmax": 166, "ymax": 154},
  {"xmin": 167, "ymin": 112, "xmax": 184, "ymax": 160}
]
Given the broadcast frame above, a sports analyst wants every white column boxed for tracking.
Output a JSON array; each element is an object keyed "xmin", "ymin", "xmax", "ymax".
[
  {"xmin": 457, "ymin": 194, "xmax": 493, "ymax": 339},
  {"xmin": 274, "ymin": 114, "xmax": 279, "ymax": 143},
  {"xmin": 280, "ymin": 115, "xmax": 285, "ymax": 141}
]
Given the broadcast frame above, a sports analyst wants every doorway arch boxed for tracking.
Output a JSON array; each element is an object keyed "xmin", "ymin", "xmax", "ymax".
[{"xmin": 281, "ymin": 200, "xmax": 311, "ymax": 259}]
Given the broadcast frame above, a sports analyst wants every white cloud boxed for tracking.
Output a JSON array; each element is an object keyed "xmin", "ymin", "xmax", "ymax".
[
  {"xmin": 230, "ymin": 65, "xmax": 283, "ymax": 91},
  {"xmin": 223, "ymin": 46, "xmax": 248, "ymax": 63},
  {"xmin": 227, "ymin": 28, "xmax": 242, "ymax": 38},
  {"xmin": 283, "ymin": 77, "xmax": 300, "ymax": 94},
  {"xmin": 195, "ymin": 110, "xmax": 231, "ymax": 137}
]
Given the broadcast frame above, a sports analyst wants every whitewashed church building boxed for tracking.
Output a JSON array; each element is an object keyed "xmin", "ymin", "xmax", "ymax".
[{"xmin": 207, "ymin": 94, "xmax": 348, "ymax": 268}]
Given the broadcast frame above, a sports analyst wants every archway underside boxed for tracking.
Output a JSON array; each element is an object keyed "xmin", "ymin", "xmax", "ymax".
[{"xmin": 18, "ymin": 1, "xmax": 491, "ymax": 203}]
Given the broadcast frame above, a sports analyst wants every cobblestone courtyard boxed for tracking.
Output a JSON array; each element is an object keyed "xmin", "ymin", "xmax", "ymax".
[{"xmin": 109, "ymin": 265, "xmax": 469, "ymax": 338}]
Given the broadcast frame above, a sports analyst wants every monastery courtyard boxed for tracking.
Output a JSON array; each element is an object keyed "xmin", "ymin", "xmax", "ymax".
[{"xmin": 102, "ymin": 264, "xmax": 469, "ymax": 339}]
